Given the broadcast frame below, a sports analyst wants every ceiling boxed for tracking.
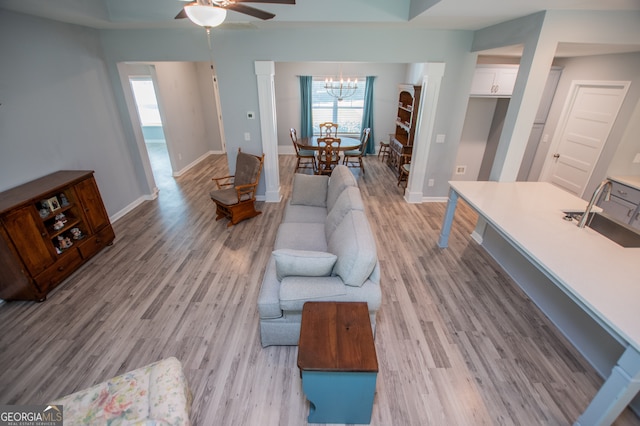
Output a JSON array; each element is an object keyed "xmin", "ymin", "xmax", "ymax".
[{"xmin": 2, "ymin": 0, "xmax": 639, "ymax": 56}]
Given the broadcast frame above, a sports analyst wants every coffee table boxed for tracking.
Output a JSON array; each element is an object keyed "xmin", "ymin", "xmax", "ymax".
[{"xmin": 297, "ymin": 301, "xmax": 378, "ymax": 424}]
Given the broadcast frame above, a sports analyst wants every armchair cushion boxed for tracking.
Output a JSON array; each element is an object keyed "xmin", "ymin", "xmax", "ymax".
[
  {"xmin": 290, "ymin": 173, "xmax": 329, "ymax": 207},
  {"xmin": 235, "ymin": 151, "xmax": 262, "ymax": 186},
  {"xmin": 210, "ymin": 188, "xmax": 249, "ymax": 205},
  {"xmin": 273, "ymin": 249, "xmax": 337, "ymax": 280}
]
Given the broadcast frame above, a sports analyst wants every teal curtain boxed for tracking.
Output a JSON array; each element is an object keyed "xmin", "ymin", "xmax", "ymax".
[
  {"xmin": 361, "ymin": 76, "xmax": 376, "ymax": 154},
  {"xmin": 299, "ymin": 76, "xmax": 314, "ymax": 138}
]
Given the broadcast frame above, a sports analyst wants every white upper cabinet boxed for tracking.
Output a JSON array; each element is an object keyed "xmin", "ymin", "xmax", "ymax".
[{"xmin": 470, "ymin": 65, "xmax": 519, "ymax": 97}]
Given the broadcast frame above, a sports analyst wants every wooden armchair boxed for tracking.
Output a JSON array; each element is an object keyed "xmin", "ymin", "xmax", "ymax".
[{"xmin": 210, "ymin": 148, "xmax": 264, "ymax": 227}]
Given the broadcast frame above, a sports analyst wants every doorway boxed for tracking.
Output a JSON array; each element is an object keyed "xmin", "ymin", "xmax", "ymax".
[
  {"xmin": 540, "ymin": 80, "xmax": 630, "ymax": 196},
  {"xmin": 129, "ymin": 77, "xmax": 175, "ymax": 191}
]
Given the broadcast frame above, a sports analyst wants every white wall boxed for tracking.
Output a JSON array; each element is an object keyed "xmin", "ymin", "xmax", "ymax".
[
  {"xmin": 609, "ymin": 98, "xmax": 640, "ymax": 177},
  {"xmin": 537, "ymin": 51, "xmax": 640, "ymax": 195},
  {"xmin": 451, "ymin": 98, "xmax": 497, "ymax": 181},
  {"xmin": 153, "ymin": 61, "xmax": 215, "ymax": 173},
  {"xmin": 0, "ymin": 11, "xmax": 142, "ymax": 218}
]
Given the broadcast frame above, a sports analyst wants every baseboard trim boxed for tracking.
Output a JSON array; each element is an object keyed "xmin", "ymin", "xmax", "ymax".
[
  {"xmin": 110, "ymin": 193, "xmax": 156, "ymax": 223},
  {"xmin": 173, "ymin": 151, "xmax": 216, "ymax": 177}
]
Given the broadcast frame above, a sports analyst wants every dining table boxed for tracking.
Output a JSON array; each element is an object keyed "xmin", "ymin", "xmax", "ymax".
[{"xmin": 296, "ymin": 136, "xmax": 361, "ymax": 151}]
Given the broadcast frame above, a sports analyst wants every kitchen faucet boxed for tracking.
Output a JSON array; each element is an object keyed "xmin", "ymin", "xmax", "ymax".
[{"xmin": 577, "ymin": 179, "xmax": 612, "ymax": 228}]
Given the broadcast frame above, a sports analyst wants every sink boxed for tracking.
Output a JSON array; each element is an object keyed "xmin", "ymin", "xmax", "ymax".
[{"xmin": 563, "ymin": 211, "xmax": 640, "ymax": 248}]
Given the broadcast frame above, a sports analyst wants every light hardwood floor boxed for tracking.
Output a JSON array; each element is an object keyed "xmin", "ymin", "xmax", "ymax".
[{"xmin": 0, "ymin": 154, "xmax": 638, "ymax": 425}]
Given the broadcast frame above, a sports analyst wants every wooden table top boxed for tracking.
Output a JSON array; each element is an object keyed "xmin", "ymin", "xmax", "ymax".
[
  {"xmin": 297, "ymin": 136, "xmax": 361, "ymax": 151},
  {"xmin": 297, "ymin": 302, "xmax": 378, "ymax": 372}
]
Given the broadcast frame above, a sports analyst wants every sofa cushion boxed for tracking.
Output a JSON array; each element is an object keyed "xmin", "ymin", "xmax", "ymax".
[
  {"xmin": 275, "ymin": 223, "xmax": 327, "ymax": 251},
  {"xmin": 327, "ymin": 210, "xmax": 377, "ymax": 287},
  {"xmin": 290, "ymin": 173, "xmax": 329, "ymax": 207},
  {"xmin": 326, "ymin": 165, "xmax": 357, "ymax": 211},
  {"xmin": 279, "ymin": 276, "xmax": 348, "ymax": 310},
  {"xmin": 325, "ymin": 186, "xmax": 364, "ymax": 241},
  {"xmin": 282, "ymin": 203, "xmax": 327, "ymax": 224},
  {"xmin": 273, "ymin": 249, "xmax": 337, "ymax": 280},
  {"xmin": 279, "ymin": 276, "xmax": 381, "ymax": 312}
]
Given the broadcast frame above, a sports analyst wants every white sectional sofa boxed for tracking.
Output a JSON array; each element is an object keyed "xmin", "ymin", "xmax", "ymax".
[{"xmin": 258, "ymin": 165, "xmax": 381, "ymax": 347}]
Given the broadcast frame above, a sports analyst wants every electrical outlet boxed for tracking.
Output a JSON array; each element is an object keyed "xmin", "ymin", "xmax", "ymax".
[
  {"xmin": 436, "ymin": 134, "xmax": 446, "ymax": 144},
  {"xmin": 428, "ymin": 179, "xmax": 434, "ymax": 187},
  {"xmin": 244, "ymin": 132, "xmax": 250, "ymax": 141},
  {"xmin": 455, "ymin": 165, "xmax": 466, "ymax": 175},
  {"xmin": 633, "ymin": 153, "xmax": 640, "ymax": 164}
]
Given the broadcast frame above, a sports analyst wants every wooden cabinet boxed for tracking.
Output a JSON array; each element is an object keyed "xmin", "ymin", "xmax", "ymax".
[
  {"xmin": 389, "ymin": 84, "xmax": 421, "ymax": 172},
  {"xmin": 0, "ymin": 171, "xmax": 115, "ymax": 301},
  {"xmin": 470, "ymin": 65, "xmax": 519, "ymax": 97}
]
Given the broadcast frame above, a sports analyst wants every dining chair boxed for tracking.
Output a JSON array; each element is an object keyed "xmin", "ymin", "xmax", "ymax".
[
  {"xmin": 343, "ymin": 128, "xmax": 371, "ymax": 173},
  {"xmin": 209, "ymin": 148, "xmax": 264, "ymax": 227},
  {"xmin": 316, "ymin": 137, "xmax": 341, "ymax": 175},
  {"xmin": 318, "ymin": 122, "xmax": 339, "ymax": 138},
  {"xmin": 290, "ymin": 128, "xmax": 316, "ymax": 173}
]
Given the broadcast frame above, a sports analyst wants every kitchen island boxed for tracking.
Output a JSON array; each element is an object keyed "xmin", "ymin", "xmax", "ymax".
[{"xmin": 438, "ymin": 181, "xmax": 640, "ymax": 426}]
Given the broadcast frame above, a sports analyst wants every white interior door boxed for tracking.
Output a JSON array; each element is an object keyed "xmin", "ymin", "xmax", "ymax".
[{"xmin": 541, "ymin": 81, "xmax": 630, "ymax": 196}]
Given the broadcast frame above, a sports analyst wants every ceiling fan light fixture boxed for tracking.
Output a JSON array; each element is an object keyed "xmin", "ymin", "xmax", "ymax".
[{"xmin": 185, "ymin": 5, "xmax": 227, "ymax": 28}]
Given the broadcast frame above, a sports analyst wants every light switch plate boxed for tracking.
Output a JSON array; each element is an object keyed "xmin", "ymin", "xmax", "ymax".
[
  {"xmin": 633, "ymin": 153, "xmax": 640, "ymax": 164},
  {"xmin": 244, "ymin": 132, "xmax": 250, "ymax": 141},
  {"xmin": 436, "ymin": 134, "xmax": 445, "ymax": 143}
]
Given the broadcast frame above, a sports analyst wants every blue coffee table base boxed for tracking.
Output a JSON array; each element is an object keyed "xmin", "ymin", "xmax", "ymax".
[{"xmin": 302, "ymin": 371, "xmax": 377, "ymax": 424}]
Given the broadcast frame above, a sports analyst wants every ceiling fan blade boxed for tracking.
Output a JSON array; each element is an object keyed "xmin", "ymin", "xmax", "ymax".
[
  {"xmin": 233, "ymin": 0, "xmax": 295, "ymax": 4},
  {"xmin": 175, "ymin": 2, "xmax": 195, "ymax": 19},
  {"xmin": 224, "ymin": 3, "xmax": 275, "ymax": 20}
]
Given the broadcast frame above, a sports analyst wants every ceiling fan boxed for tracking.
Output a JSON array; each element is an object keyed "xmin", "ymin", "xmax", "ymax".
[{"xmin": 176, "ymin": 0, "xmax": 295, "ymax": 22}]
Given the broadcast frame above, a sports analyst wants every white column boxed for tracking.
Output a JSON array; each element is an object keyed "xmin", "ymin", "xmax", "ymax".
[
  {"xmin": 405, "ymin": 62, "xmax": 445, "ymax": 203},
  {"xmin": 254, "ymin": 61, "xmax": 281, "ymax": 202}
]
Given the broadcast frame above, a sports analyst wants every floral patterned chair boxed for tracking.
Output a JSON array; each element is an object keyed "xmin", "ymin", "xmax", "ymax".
[{"xmin": 50, "ymin": 357, "xmax": 191, "ymax": 425}]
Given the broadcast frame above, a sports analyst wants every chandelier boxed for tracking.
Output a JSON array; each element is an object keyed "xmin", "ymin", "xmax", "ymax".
[{"xmin": 324, "ymin": 76, "xmax": 358, "ymax": 101}]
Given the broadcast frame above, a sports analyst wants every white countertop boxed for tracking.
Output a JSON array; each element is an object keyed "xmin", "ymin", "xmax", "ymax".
[
  {"xmin": 448, "ymin": 181, "xmax": 640, "ymax": 352},
  {"xmin": 608, "ymin": 175, "xmax": 640, "ymax": 192}
]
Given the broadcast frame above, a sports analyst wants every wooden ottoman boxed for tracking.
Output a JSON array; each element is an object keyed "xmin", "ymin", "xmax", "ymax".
[
  {"xmin": 297, "ymin": 302, "xmax": 378, "ymax": 424},
  {"xmin": 50, "ymin": 357, "xmax": 192, "ymax": 425}
]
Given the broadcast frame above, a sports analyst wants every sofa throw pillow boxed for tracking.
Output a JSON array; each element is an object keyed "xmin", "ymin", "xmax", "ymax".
[
  {"xmin": 273, "ymin": 249, "xmax": 337, "ymax": 280},
  {"xmin": 290, "ymin": 174, "xmax": 329, "ymax": 207}
]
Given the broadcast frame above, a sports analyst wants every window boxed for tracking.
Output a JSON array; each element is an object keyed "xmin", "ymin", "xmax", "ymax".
[
  {"xmin": 129, "ymin": 78, "xmax": 162, "ymax": 126},
  {"xmin": 312, "ymin": 78, "xmax": 365, "ymax": 136}
]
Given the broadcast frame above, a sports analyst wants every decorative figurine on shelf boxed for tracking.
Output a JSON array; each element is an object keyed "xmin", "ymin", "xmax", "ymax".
[
  {"xmin": 39, "ymin": 208, "xmax": 50, "ymax": 219},
  {"xmin": 57, "ymin": 235, "xmax": 73, "ymax": 250},
  {"xmin": 53, "ymin": 220, "xmax": 65, "ymax": 231},
  {"xmin": 70, "ymin": 227, "xmax": 83, "ymax": 240},
  {"xmin": 59, "ymin": 193, "xmax": 69, "ymax": 207},
  {"xmin": 55, "ymin": 213, "xmax": 67, "ymax": 223}
]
